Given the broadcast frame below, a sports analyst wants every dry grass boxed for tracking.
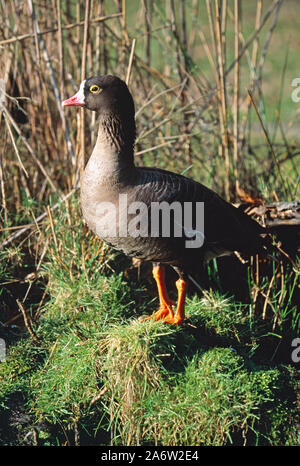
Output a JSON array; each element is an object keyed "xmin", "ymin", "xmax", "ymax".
[{"xmin": 0, "ymin": 0, "xmax": 298, "ymax": 225}]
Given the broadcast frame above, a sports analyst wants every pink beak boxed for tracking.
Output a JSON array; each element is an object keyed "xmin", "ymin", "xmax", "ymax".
[{"xmin": 62, "ymin": 91, "xmax": 85, "ymax": 107}]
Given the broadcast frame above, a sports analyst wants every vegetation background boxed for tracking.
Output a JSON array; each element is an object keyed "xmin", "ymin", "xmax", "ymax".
[{"xmin": 0, "ymin": 0, "xmax": 299, "ymax": 446}]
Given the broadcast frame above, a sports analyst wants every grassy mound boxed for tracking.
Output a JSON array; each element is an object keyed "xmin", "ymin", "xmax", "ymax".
[{"xmin": 0, "ymin": 203, "xmax": 299, "ymax": 445}]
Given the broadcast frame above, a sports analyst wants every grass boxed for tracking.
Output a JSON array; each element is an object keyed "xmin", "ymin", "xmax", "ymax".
[
  {"xmin": 0, "ymin": 196, "xmax": 299, "ymax": 446},
  {"xmin": 1, "ymin": 283, "xmax": 299, "ymax": 445},
  {"xmin": 0, "ymin": 0, "xmax": 299, "ymax": 447}
]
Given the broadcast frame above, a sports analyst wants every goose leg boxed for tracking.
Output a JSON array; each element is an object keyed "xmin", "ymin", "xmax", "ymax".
[
  {"xmin": 146, "ymin": 265, "xmax": 187, "ymax": 325},
  {"xmin": 146, "ymin": 264, "xmax": 175, "ymax": 322},
  {"xmin": 162, "ymin": 278, "xmax": 187, "ymax": 325}
]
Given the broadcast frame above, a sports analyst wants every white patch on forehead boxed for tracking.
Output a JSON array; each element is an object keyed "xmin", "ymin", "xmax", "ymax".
[{"xmin": 76, "ymin": 79, "xmax": 86, "ymax": 101}]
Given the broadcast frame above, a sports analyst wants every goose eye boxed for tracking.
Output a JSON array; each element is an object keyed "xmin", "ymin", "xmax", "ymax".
[{"xmin": 89, "ymin": 85, "xmax": 101, "ymax": 94}]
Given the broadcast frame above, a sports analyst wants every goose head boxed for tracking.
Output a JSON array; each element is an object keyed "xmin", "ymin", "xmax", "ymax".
[{"xmin": 62, "ymin": 75, "xmax": 135, "ymax": 116}]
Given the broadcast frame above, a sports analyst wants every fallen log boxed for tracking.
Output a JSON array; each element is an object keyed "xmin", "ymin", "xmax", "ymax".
[
  {"xmin": 243, "ymin": 201, "xmax": 300, "ymax": 228},
  {"xmin": 237, "ymin": 200, "xmax": 300, "ymax": 259}
]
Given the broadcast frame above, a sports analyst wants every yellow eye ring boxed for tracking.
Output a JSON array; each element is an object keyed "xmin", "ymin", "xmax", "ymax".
[{"xmin": 90, "ymin": 85, "xmax": 101, "ymax": 94}]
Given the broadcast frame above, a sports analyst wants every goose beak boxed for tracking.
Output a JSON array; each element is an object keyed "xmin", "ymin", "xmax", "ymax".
[
  {"xmin": 62, "ymin": 80, "xmax": 86, "ymax": 107},
  {"xmin": 62, "ymin": 91, "xmax": 85, "ymax": 107}
]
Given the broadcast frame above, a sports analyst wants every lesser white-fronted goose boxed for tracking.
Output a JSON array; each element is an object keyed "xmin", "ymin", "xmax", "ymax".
[{"xmin": 62, "ymin": 75, "xmax": 267, "ymax": 325}]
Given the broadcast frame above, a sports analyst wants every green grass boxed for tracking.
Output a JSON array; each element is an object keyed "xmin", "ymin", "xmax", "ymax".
[
  {"xmin": 1, "ymin": 287, "xmax": 299, "ymax": 445},
  {"xmin": 0, "ymin": 197, "xmax": 299, "ymax": 446}
]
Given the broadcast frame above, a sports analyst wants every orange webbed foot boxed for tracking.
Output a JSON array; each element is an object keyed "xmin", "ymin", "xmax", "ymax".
[
  {"xmin": 145, "ymin": 265, "xmax": 187, "ymax": 326},
  {"xmin": 145, "ymin": 302, "xmax": 174, "ymax": 322},
  {"xmin": 160, "ymin": 313, "xmax": 183, "ymax": 325}
]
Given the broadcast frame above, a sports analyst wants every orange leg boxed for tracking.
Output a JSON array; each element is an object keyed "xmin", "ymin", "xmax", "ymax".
[
  {"xmin": 146, "ymin": 265, "xmax": 187, "ymax": 325},
  {"xmin": 146, "ymin": 265, "xmax": 175, "ymax": 322},
  {"xmin": 163, "ymin": 278, "xmax": 187, "ymax": 325}
]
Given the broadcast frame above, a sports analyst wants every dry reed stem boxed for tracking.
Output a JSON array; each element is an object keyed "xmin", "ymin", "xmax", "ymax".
[
  {"xmin": 191, "ymin": 0, "xmax": 281, "ymax": 139},
  {"xmin": 262, "ymin": 269, "xmax": 277, "ymax": 320},
  {"xmin": 242, "ymin": 0, "xmax": 282, "ymax": 135},
  {"xmin": 0, "ymin": 154, "xmax": 7, "ymax": 225},
  {"xmin": 233, "ymin": 0, "xmax": 240, "ymax": 193},
  {"xmin": 3, "ymin": 112, "xmax": 28, "ymax": 178},
  {"xmin": 247, "ymin": 90, "xmax": 289, "ymax": 199},
  {"xmin": 206, "ymin": 0, "xmax": 217, "ymax": 63},
  {"xmin": 240, "ymin": 0, "xmax": 262, "ymax": 142},
  {"xmin": 225, "ymin": 0, "xmax": 279, "ymax": 77},
  {"xmin": 199, "ymin": 30, "xmax": 218, "ymax": 80},
  {"xmin": 142, "ymin": 0, "xmax": 152, "ymax": 88},
  {"xmin": 90, "ymin": 1, "xmax": 104, "ymax": 147},
  {"xmin": 47, "ymin": 204, "xmax": 58, "ymax": 250},
  {"xmin": 80, "ymin": 0, "xmax": 91, "ymax": 178},
  {"xmin": 0, "ymin": 13, "xmax": 122, "ymax": 46},
  {"xmin": 215, "ymin": 0, "xmax": 230, "ymax": 200},
  {"xmin": 121, "ymin": 0, "xmax": 129, "ymax": 47},
  {"xmin": 126, "ymin": 38, "xmax": 137, "ymax": 85},
  {"xmin": 3, "ymin": 107, "xmax": 59, "ymax": 194},
  {"xmin": 56, "ymin": 0, "xmax": 65, "ymax": 100},
  {"xmin": 257, "ymin": 0, "xmax": 283, "ymax": 85},
  {"xmin": 170, "ymin": 0, "xmax": 184, "ymax": 85},
  {"xmin": 27, "ymin": 0, "xmax": 75, "ymax": 164},
  {"xmin": 16, "ymin": 299, "xmax": 40, "ymax": 344},
  {"xmin": 0, "ymin": 189, "xmax": 76, "ymax": 249},
  {"xmin": 252, "ymin": 0, "xmax": 262, "ymax": 73}
]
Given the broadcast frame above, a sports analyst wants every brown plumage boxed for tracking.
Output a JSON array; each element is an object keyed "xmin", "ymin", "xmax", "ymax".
[{"xmin": 63, "ymin": 75, "xmax": 267, "ymax": 324}]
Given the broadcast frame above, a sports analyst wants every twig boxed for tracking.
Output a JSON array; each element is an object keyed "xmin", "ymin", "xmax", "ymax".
[
  {"xmin": 135, "ymin": 141, "xmax": 173, "ymax": 156},
  {"xmin": 215, "ymin": 0, "xmax": 230, "ymax": 200},
  {"xmin": 0, "ymin": 150, "xmax": 7, "ymax": 225},
  {"xmin": 233, "ymin": 0, "xmax": 240, "ymax": 193},
  {"xmin": 247, "ymin": 89, "xmax": 290, "ymax": 199},
  {"xmin": 27, "ymin": 0, "xmax": 75, "ymax": 165},
  {"xmin": 3, "ymin": 111, "xmax": 28, "ymax": 177},
  {"xmin": 257, "ymin": 0, "xmax": 283, "ymax": 85},
  {"xmin": 262, "ymin": 270, "xmax": 276, "ymax": 320},
  {"xmin": 170, "ymin": 0, "xmax": 184, "ymax": 84},
  {"xmin": 206, "ymin": 0, "xmax": 217, "ymax": 62},
  {"xmin": 16, "ymin": 299, "xmax": 40, "ymax": 344},
  {"xmin": 91, "ymin": 386, "xmax": 109, "ymax": 405},
  {"xmin": 0, "ymin": 13, "xmax": 122, "ymax": 47},
  {"xmin": 0, "ymin": 188, "xmax": 77, "ymax": 249},
  {"xmin": 142, "ymin": 0, "xmax": 152, "ymax": 88},
  {"xmin": 199, "ymin": 30, "xmax": 217, "ymax": 79},
  {"xmin": 243, "ymin": 0, "xmax": 283, "ymax": 137},
  {"xmin": 135, "ymin": 83, "xmax": 182, "ymax": 118},
  {"xmin": 225, "ymin": 0, "xmax": 279, "ymax": 77},
  {"xmin": 121, "ymin": 0, "xmax": 129, "ymax": 47},
  {"xmin": 56, "ymin": 0, "xmax": 65, "ymax": 100},
  {"xmin": 80, "ymin": 0, "xmax": 91, "ymax": 177},
  {"xmin": 3, "ymin": 107, "xmax": 59, "ymax": 194},
  {"xmin": 125, "ymin": 38, "xmax": 136, "ymax": 86},
  {"xmin": 240, "ymin": 0, "xmax": 262, "ymax": 143},
  {"xmin": 190, "ymin": 0, "xmax": 281, "ymax": 132},
  {"xmin": 47, "ymin": 205, "xmax": 58, "ymax": 250},
  {"xmin": 91, "ymin": 0, "xmax": 104, "ymax": 147},
  {"xmin": 43, "ymin": 340, "xmax": 58, "ymax": 370}
]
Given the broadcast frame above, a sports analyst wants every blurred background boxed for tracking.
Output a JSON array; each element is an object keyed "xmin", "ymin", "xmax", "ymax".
[{"xmin": 1, "ymin": 0, "xmax": 299, "ymax": 208}]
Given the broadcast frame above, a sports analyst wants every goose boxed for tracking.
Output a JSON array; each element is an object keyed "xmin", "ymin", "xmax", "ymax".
[{"xmin": 62, "ymin": 75, "xmax": 267, "ymax": 325}]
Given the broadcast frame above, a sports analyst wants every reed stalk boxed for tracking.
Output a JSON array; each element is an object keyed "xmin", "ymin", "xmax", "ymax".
[
  {"xmin": 215, "ymin": 0, "xmax": 230, "ymax": 200},
  {"xmin": 80, "ymin": 0, "xmax": 90, "ymax": 178},
  {"xmin": 233, "ymin": 0, "xmax": 240, "ymax": 194}
]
